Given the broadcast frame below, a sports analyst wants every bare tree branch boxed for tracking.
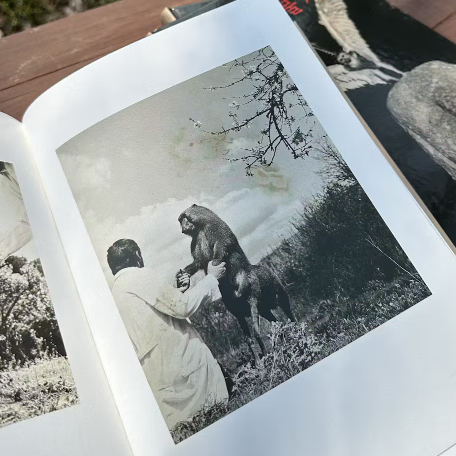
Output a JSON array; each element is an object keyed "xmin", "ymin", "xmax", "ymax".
[{"xmin": 191, "ymin": 47, "xmax": 320, "ymax": 175}]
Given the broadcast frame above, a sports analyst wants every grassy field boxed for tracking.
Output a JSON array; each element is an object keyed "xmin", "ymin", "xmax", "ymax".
[
  {"xmin": 172, "ymin": 276, "xmax": 430, "ymax": 443},
  {"xmin": 0, "ymin": 357, "xmax": 78, "ymax": 428}
]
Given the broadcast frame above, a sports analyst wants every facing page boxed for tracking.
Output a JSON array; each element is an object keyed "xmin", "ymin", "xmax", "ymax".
[{"xmin": 0, "ymin": 114, "xmax": 132, "ymax": 456}]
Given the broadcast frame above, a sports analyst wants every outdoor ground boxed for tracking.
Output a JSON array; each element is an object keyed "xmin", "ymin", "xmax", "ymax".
[{"xmin": 0, "ymin": 357, "xmax": 78, "ymax": 428}]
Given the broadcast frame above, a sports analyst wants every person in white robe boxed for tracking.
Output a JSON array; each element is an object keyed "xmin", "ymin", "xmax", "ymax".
[
  {"xmin": 107, "ymin": 238, "xmax": 229, "ymax": 429},
  {"xmin": 0, "ymin": 162, "xmax": 32, "ymax": 261}
]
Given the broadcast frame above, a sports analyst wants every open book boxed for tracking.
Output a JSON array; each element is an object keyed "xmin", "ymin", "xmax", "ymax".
[{"xmin": 2, "ymin": 0, "xmax": 456, "ymax": 455}]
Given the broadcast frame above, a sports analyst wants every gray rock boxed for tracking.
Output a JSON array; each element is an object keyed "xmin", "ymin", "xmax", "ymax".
[{"xmin": 387, "ymin": 61, "xmax": 456, "ymax": 180}]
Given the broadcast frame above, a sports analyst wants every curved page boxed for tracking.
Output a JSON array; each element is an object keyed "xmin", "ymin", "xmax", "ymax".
[{"xmin": 22, "ymin": 0, "xmax": 456, "ymax": 455}]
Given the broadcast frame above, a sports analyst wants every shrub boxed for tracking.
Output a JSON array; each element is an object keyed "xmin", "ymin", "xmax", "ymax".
[
  {"xmin": 0, "ymin": 257, "xmax": 65, "ymax": 368},
  {"xmin": 0, "ymin": 0, "xmax": 119, "ymax": 36},
  {"xmin": 265, "ymin": 180, "xmax": 420, "ymax": 304}
]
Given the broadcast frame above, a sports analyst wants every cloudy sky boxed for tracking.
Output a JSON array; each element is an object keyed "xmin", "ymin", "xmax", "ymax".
[{"xmin": 57, "ymin": 48, "xmax": 336, "ymax": 285}]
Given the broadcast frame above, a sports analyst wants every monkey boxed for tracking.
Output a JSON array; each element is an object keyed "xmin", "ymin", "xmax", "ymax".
[{"xmin": 177, "ymin": 204, "xmax": 295, "ymax": 364}]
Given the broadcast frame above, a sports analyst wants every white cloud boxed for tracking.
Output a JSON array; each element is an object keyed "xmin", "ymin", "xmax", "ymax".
[{"xmin": 86, "ymin": 187, "xmax": 301, "ymax": 286}]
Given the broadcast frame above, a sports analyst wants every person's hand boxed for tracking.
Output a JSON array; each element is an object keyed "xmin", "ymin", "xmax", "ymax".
[
  {"xmin": 176, "ymin": 271, "xmax": 191, "ymax": 292},
  {"xmin": 207, "ymin": 261, "xmax": 226, "ymax": 281}
]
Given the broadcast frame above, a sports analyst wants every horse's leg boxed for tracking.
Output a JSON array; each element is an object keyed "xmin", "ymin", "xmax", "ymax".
[
  {"xmin": 262, "ymin": 307, "xmax": 278, "ymax": 322},
  {"xmin": 277, "ymin": 286, "xmax": 296, "ymax": 322},
  {"xmin": 269, "ymin": 307, "xmax": 282, "ymax": 322},
  {"xmin": 238, "ymin": 315, "xmax": 260, "ymax": 366},
  {"xmin": 247, "ymin": 279, "xmax": 267, "ymax": 358}
]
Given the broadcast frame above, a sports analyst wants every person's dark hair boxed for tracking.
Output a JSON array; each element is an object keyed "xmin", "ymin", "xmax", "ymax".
[{"xmin": 107, "ymin": 239, "xmax": 143, "ymax": 276}]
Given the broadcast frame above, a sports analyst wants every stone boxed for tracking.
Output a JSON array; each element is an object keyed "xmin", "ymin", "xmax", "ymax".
[{"xmin": 387, "ymin": 61, "xmax": 456, "ymax": 180}]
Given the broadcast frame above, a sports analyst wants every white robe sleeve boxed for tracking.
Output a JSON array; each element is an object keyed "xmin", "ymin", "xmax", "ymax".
[{"xmin": 153, "ymin": 274, "xmax": 222, "ymax": 319}]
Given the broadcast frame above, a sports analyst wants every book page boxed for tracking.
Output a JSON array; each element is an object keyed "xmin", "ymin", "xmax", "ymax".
[
  {"xmin": 0, "ymin": 114, "xmax": 131, "ymax": 456},
  {"xmin": 21, "ymin": 0, "xmax": 456, "ymax": 455}
]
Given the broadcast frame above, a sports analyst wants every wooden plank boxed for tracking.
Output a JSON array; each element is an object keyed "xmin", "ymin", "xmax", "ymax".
[
  {"xmin": 0, "ymin": 0, "xmax": 195, "ymax": 120},
  {"xmin": 0, "ymin": 0, "xmax": 455, "ymax": 121},
  {"xmin": 388, "ymin": 0, "xmax": 456, "ymax": 28},
  {"xmin": 434, "ymin": 10, "xmax": 456, "ymax": 43},
  {"xmin": 0, "ymin": 58, "xmax": 99, "ymax": 121}
]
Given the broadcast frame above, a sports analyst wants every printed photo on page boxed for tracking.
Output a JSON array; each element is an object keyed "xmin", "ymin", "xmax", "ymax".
[
  {"xmin": 56, "ymin": 47, "xmax": 431, "ymax": 443},
  {"xmin": 0, "ymin": 162, "xmax": 79, "ymax": 428}
]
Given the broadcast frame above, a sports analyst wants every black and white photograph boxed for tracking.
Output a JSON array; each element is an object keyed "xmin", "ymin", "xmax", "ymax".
[
  {"xmin": 0, "ymin": 162, "xmax": 78, "ymax": 428},
  {"xmin": 289, "ymin": 0, "xmax": 456, "ymax": 244},
  {"xmin": 57, "ymin": 46, "xmax": 431, "ymax": 443}
]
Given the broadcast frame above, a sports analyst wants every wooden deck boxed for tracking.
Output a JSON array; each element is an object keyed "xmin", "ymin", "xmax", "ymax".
[{"xmin": 0, "ymin": 0, "xmax": 455, "ymax": 121}]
